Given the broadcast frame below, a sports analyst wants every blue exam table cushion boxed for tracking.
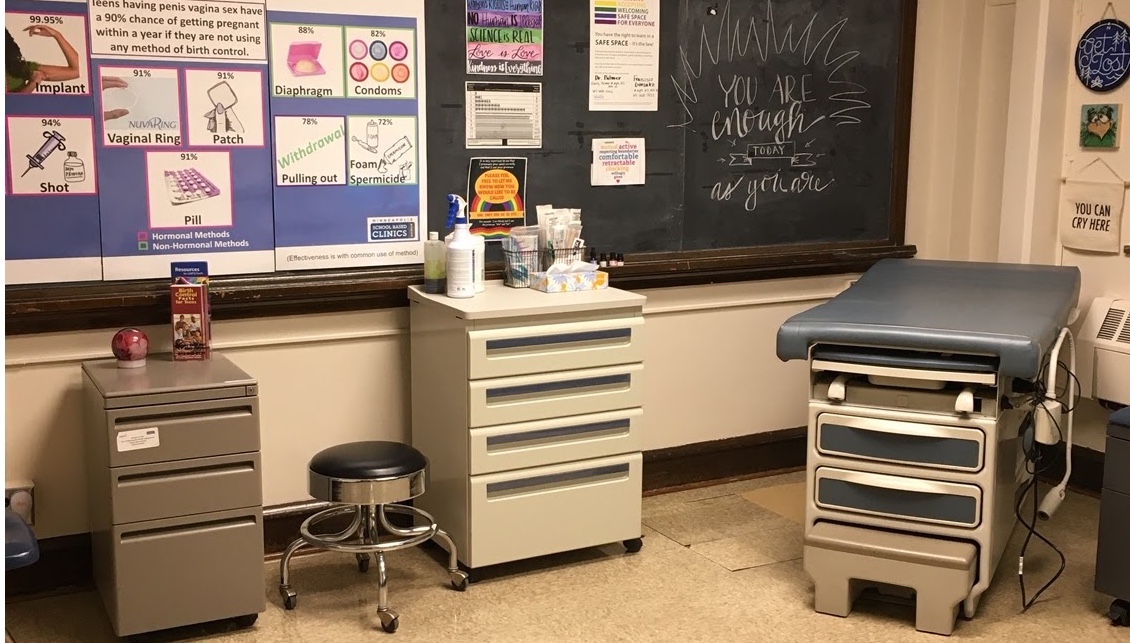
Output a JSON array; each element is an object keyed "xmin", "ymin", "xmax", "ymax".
[
  {"xmin": 1111, "ymin": 406, "xmax": 1130, "ymax": 429},
  {"xmin": 776, "ymin": 259, "xmax": 1081, "ymax": 380},
  {"xmin": 5, "ymin": 508, "xmax": 39, "ymax": 570}
]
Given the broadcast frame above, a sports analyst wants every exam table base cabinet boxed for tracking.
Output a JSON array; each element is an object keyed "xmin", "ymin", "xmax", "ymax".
[
  {"xmin": 82, "ymin": 356, "xmax": 265, "ymax": 637},
  {"xmin": 408, "ymin": 285, "xmax": 647, "ymax": 572}
]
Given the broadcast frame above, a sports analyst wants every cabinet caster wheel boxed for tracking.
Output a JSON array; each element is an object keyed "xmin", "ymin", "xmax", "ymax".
[
  {"xmin": 281, "ymin": 588, "xmax": 297, "ymax": 610},
  {"xmin": 1111, "ymin": 599, "xmax": 1130, "ymax": 626},
  {"xmin": 449, "ymin": 570, "xmax": 469, "ymax": 591},
  {"xmin": 234, "ymin": 613, "xmax": 258, "ymax": 628},
  {"xmin": 623, "ymin": 537, "xmax": 643, "ymax": 553},
  {"xmin": 379, "ymin": 611, "xmax": 399, "ymax": 633},
  {"xmin": 357, "ymin": 553, "xmax": 371, "ymax": 573}
]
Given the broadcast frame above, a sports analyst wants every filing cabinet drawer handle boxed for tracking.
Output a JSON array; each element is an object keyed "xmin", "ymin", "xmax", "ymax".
[
  {"xmin": 120, "ymin": 515, "xmax": 257, "ymax": 543},
  {"xmin": 114, "ymin": 407, "xmax": 253, "ymax": 428},
  {"xmin": 487, "ymin": 418, "xmax": 632, "ymax": 449},
  {"xmin": 116, "ymin": 461, "xmax": 257, "ymax": 487},
  {"xmin": 486, "ymin": 374, "xmax": 631, "ymax": 400},
  {"xmin": 486, "ymin": 328, "xmax": 632, "ymax": 351},
  {"xmin": 486, "ymin": 463, "xmax": 630, "ymax": 499}
]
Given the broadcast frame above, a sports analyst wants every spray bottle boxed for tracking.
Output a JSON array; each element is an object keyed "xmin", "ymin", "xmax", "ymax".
[{"xmin": 445, "ymin": 194, "xmax": 476, "ymax": 298}]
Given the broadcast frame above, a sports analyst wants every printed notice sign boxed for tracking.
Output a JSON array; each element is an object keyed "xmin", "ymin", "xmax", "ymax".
[
  {"xmin": 591, "ymin": 138, "xmax": 645, "ymax": 185},
  {"xmin": 467, "ymin": 0, "xmax": 543, "ymax": 76},
  {"xmin": 589, "ymin": 0, "xmax": 659, "ymax": 111},
  {"xmin": 1059, "ymin": 179, "xmax": 1124, "ymax": 253},
  {"xmin": 117, "ymin": 427, "xmax": 161, "ymax": 452},
  {"xmin": 467, "ymin": 157, "xmax": 528, "ymax": 239},
  {"xmin": 466, "ymin": 82, "xmax": 542, "ymax": 148}
]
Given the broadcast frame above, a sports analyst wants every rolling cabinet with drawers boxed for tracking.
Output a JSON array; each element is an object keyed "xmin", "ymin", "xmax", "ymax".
[
  {"xmin": 408, "ymin": 283, "xmax": 647, "ymax": 576},
  {"xmin": 81, "ymin": 354, "xmax": 265, "ymax": 638}
]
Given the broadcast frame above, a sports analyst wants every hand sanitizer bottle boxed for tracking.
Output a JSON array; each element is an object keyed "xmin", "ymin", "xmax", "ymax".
[{"xmin": 445, "ymin": 194, "xmax": 476, "ymax": 298}]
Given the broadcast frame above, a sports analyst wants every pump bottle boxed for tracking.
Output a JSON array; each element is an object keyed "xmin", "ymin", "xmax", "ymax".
[{"xmin": 445, "ymin": 194, "xmax": 476, "ymax": 298}]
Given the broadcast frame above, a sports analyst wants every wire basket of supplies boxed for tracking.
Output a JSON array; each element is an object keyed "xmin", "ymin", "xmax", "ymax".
[{"xmin": 502, "ymin": 247, "xmax": 587, "ymax": 288}]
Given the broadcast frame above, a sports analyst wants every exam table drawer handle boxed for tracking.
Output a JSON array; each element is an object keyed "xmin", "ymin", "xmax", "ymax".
[{"xmin": 486, "ymin": 463, "xmax": 630, "ymax": 499}]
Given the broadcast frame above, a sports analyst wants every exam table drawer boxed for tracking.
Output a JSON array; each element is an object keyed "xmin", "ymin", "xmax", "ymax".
[
  {"xmin": 816, "ymin": 414, "xmax": 985, "ymax": 472},
  {"xmin": 104, "ymin": 397, "xmax": 260, "ymax": 467},
  {"xmin": 108, "ymin": 507, "xmax": 265, "ymax": 636},
  {"xmin": 469, "ymin": 452, "xmax": 642, "ymax": 567},
  {"xmin": 468, "ymin": 317, "xmax": 644, "ymax": 379},
  {"xmin": 468, "ymin": 364, "xmax": 643, "ymax": 427},
  {"xmin": 469, "ymin": 408, "xmax": 642, "ymax": 475},
  {"xmin": 109, "ymin": 453, "xmax": 263, "ymax": 525},
  {"xmin": 815, "ymin": 467, "xmax": 982, "ymax": 528}
]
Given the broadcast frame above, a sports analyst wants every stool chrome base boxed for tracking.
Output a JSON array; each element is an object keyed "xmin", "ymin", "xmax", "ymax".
[{"xmin": 278, "ymin": 503, "xmax": 468, "ymax": 633}]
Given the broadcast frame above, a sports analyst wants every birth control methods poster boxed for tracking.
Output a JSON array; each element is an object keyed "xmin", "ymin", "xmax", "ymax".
[{"xmin": 3, "ymin": 0, "xmax": 429, "ymax": 282}]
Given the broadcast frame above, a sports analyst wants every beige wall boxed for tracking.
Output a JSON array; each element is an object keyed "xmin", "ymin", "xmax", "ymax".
[{"xmin": 6, "ymin": 0, "xmax": 1125, "ymax": 539}]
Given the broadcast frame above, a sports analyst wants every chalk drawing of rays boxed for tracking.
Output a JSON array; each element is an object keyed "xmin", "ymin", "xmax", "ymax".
[{"xmin": 669, "ymin": 0, "xmax": 874, "ymax": 129}]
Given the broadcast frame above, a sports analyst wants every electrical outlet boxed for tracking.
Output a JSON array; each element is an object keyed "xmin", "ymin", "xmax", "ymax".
[{"xmin": 6, "ymin": 481, "xmax": 35, "ymax": 525}]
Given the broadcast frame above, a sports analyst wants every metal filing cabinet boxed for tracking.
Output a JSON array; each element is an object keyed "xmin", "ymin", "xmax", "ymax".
[
  {"xmin": 1096, "ymin": 406, "xmax": 1130, "ymax": 626},
  {"xmin": 408, "ymin": 283, "xmax": 647, "ymax": 574},
  {"xmin": 81, "ymin": 354, "xmax": 265, "ymax": 638}
]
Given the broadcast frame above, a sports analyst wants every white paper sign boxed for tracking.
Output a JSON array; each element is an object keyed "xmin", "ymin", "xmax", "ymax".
[
  {"xmin": 466, "ymin": 82, "xmax": 543, "ymax": 149},
  {"xmin": 117, "ymin": 427, "xmax": 161, "ymax": 452},
  {"xmin": 591, "ymin": 138, "xmax": 646, "ymax": 185},
  {"xmin": 1059, "ymin": 180, "xmax": 1124, "ymax": 253},
  {"xmin": 589, "ymin": 0, "xmax": 660, "ymax": 111}
]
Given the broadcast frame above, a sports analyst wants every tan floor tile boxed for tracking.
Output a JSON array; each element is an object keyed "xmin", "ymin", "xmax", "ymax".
[
  {"xmin": 741, "ymin": 481, "xmax": 807, "ymax": 523},
  {"xmin": 644, "ymin": 493, "xmax": 795, "ymax": 546},
  {"xmin": 690, "ymin": 521, "xmax": 804, "ymax": 571}
]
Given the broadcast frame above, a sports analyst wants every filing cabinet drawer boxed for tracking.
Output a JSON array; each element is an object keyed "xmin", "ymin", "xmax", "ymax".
[
  {"xmin": 1103, "ymin": 435, "xmax": 1130, "ymax": 496},
  {"xmin": 106, "ymin": 397, "xmax": 259, "ymax": 467},
  {"xmin": 469, "ymin": 452, "xmax": 642, "ymax": 567},
  {"xmin": 469, "ymin": 408, "xmax": 642, "ymax": 475},
  {"xmin": 816, "ymin": 413, "xmax": 985, "ymax": 472},
  {"xmin": 468, "ymin": 316, "xmax": 644, "ymax": 379},
  {"xmin": 109, "ymin": 507, "xmax": 265, "ymax": 636},
  {"xmin": 815, "ymin": 467, "xmax": 982, "ymax": 528},
  {"xmin": 110, "ymin": 453, "xmax": 262, "ymax": 525},
  {"xmin": 469, "ymin": 364, "xmax": 643, "ymax": 427}
]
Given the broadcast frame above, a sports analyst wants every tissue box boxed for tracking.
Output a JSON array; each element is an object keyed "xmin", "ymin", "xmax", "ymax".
[{"xmin": 531, "ymin": 270, "xmax": 609, "ymax": 292}]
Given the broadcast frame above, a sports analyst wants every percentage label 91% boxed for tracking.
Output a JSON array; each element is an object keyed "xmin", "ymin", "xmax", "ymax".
[
  {"xmin": 180, "ymin": 153, "xmax": 199, "ymax": 161},
  {"xmin": 30, "ymin": 16, "xmax": 64, "ymax": 25},
  {"xmin": 216, "ymin": 72, "xmax": 235, "ymax": 80},
  {"xmin": 132, "ymin": 69, "xmax": 152, "ymax": 77},
  {"xmin": 41, "ymin": 118, "xmax": 62, "ymax": 127},
  {"xmin": 297, "ymin": 26, "xmax": 314, "ymax": 34}
]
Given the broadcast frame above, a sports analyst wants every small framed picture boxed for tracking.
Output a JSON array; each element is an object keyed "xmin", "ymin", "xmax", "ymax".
[{"xmin": 1081, "ymin": 103, "xmax": 1121, "ymax": 149}]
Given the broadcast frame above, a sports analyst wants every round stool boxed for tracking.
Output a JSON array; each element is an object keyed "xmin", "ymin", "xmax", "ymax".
[{"xmin": 278, "ymin": 441, "xmax": 468, "ymax": 633}]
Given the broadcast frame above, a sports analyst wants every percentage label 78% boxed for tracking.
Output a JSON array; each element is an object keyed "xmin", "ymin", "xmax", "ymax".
[{"xmin": 301, "ymin": 118, "xmax": 319, "ymax": 125}]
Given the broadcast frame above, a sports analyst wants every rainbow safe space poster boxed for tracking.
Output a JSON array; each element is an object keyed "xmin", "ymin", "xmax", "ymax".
[{"xmin": 466, "ymin": 156, "xmax": 526, "ymax": 239}]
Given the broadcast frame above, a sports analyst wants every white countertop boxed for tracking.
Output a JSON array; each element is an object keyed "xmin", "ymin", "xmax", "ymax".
[{"xmin": 407, "ymin": 281, "xmax": 647, "ymax": 320}]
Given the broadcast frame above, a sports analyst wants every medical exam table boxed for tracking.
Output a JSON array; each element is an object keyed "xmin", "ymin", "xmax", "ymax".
[{"xmin": 777, "ymin": 259, "xmax": 1080, "ymax": 635}]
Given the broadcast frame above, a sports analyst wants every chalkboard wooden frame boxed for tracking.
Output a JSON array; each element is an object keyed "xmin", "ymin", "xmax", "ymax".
[{"xmin": 5, "ymin": 0, "xmax": 917, "ymax": 336}]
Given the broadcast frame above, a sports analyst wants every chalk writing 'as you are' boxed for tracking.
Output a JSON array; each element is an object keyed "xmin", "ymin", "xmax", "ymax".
[{"xmin": 710, "ymin": 171, "xmax": 835, "ymax": 212}]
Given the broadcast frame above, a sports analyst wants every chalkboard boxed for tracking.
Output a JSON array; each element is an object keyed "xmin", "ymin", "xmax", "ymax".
[{"xmin": 425, "ymin": 0, "xmax": 914, "ymax": 255}]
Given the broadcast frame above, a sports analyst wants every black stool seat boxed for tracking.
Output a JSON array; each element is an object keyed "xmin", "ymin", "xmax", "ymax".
[{"xmin": 309, "ymin": 441, "xmax": 427, "ymax": 480}]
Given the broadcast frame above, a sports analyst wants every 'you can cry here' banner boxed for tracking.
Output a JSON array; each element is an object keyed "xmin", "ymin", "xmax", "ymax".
[{"xmin": 1059, "ymin": 179, "xmax": 1124, "ymax": 253}]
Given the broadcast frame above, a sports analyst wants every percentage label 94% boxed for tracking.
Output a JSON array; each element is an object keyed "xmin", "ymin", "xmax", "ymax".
[
  {"xmin": 297, "ymin": 26, "xmax": 314, "ymax": 34},
  {"xmin": 41, "ymin": 118, "xmax": 61, "ymax": 127},
  {"xmin": 30, "ymin": 16, "xmax": 64, "ymax": 25},
  {"xmin": 133, "ymin": 69, "xmax": 152, "ymax": 77},
  {"xmin": 216, "ymin": 72, "xmax": 235, "ymax": 80},
  {"xmin": 180, "ymin": 153, "xmax": 199, "ymax": 161}
]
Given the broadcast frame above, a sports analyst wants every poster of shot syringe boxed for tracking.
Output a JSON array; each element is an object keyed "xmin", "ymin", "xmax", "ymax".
[{"xmin": 4, "ymin": 0, "xmax": 427, "ymax": 283}]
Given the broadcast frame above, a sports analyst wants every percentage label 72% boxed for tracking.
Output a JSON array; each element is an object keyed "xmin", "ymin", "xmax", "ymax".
[{"xmin": 180, "ymin": 153, "xmax": 199, "ymax": 161}]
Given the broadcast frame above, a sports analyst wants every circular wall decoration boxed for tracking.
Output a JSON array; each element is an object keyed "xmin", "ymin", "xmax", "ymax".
[{"xmin": 1076, "ymin": 18, "xmax": 1130, "ymax": 92}]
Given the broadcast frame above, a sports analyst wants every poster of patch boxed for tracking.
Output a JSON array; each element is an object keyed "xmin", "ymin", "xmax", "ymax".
[{"xmin": 467, "ymin": 157, "xmax": 527, "ymax": 239}]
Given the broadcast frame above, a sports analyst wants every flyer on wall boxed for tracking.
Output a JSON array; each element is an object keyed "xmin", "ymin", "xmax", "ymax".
[
  {"xmin": 466, "ymin": 0, "xmax": 543, "ymax": 76},
  {"xmin": 591, "ymin": 137, "xmax": 645, "ymax": 185},
  {"xmin": 5, "ymin": 0, "xmax": 104, "ymax": 284},
  {"xmin": 466, "ymin": 157, "xmax": 527, "ymax": 239},
  {"xmin": 465, "ymin": 81, "xmax": 542, "ymax": 148},
  {"xmin": 589, "ymin": 0, "xmax": 659, "ymax": 111},
  {"xmin": 267, "ymin": 0, "xmax": 428, "ymax": 272}
]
